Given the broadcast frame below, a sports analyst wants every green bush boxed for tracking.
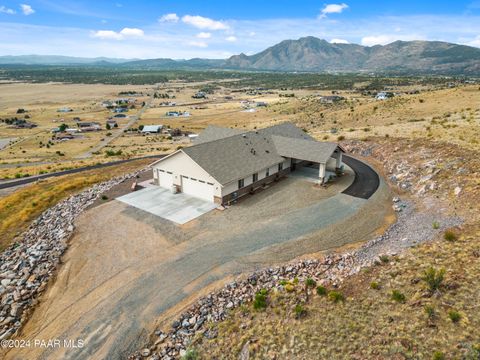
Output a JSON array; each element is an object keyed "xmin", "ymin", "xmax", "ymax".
[
  {"xmin": 424, "ymin": 305, "xmax": 435, "ymax": 319},
  {"xmin": 444, "ymin": 230, "xmax": 458, "ymax": 242},
  {"xmin": 432, "ymin": 351, "xmax": 445, "ymax": 360},
  {"xmin": 379, "ymin": 255, "xmax": 390, "ymax": 263},
  {"xmin": 316, "ymin": 285, "xmax": 327, "ymax": 296},
  {"xmin": 370, "ymin": 281, "xmax": 380, "ymax": 290},
  {"xmin": 432, "ymin": 221, "xmax": 440, "ymax": 229},
  {"xmin": 448, "ymin": 310, "xmax": 461, "ymax": 323},
  {"xmin": 294, "ymin": 304, "xmax": 307, "ymax": 319},
  {"xmin": 181, "ymin": 348, "xmax": 199, "ymax": 360},
  {"xmin": 391, "ymin": 290, "xmax": 406, "ymax": 303},
  {"xmin": 305, "ymin": 278, "xmax": 316, "ymax": 288},
  {"xmin": 327, "ymin": 291, "xmax": 345, "ymax": 303},
  {"xmin": 422, "ymin": 267, "xmax": 445, "ymax": 293},
  {"xmin": 253, "ymin": 289, "xmax": 268, "ymax": 310},
  {"xmin": 101, "ymin": 195, "xmax": 108, "ymax": 201}
]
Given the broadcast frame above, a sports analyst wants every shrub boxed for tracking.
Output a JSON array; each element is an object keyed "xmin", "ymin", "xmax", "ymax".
[
  {"xmin": 337, "ymin": 135, "xmax": 345, "ymax": 141},
  {"xmin": 422, "ymin": 267, "xmax": 445, "ymax": 293},
  {"xmin": 253, "ymin": 289, "xmax": 268, "ymax": 310},
  {"xmin": 328, "ymin": 291, "xmax": 345, "ymax": 303},
  {"xmin": 432, "ymin": 351, "xmax": 445, "ymax": 360},
  {"xmin": 424, "ymin": 305, "xmax": 435, "ymax": 319},
  {"xmin": 101, "ymin": 195, "xmax": 108, "ymax": 201},
  {"xmin": 294, "ymin": 304, "xmax": 307, "ymax": 319},
  {"xmin": 316, "ymin": 285, "xmax": 327, "ymax": 296},
  {"xmin": 448, "ymin": 310, "xmax": 461, "ymax": 323},
  {"xmin": 285, "ymin": 283, "xmax": 295, "ymax": 292},
  {"xmin": 379, "ymin": 255, "xmax": 390, "ymax": 263},
  {"xmin": 391, "ymin": 290, "xmax": 406, "ymax": 303},
  {"xmin": 305, "ymin": 278, "xmax": 316, "ymax": 288},
  {"xmin": 279, "ymin": 279, "xmax": 288, "ymax": 286},
  {"xmin": 370, "ymin": 281, "xmax": 380, "ymax": 290},
  {"xmin": 181, "ymin": 348, "xmax": 199, "ymax": 360},
  {"xmin": 444, "ymin": 230, "xmax": 458, "ymax": 242},
  {"xmin": 432, "ymin": 221, "xmax": 440, "ymax": 229}
]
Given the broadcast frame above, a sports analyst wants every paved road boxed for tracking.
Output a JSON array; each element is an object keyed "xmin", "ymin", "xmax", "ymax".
[
  {"xmin": 0, "ymin": 155, "xmax": 163, "ymax": 190},
  {"xmin": 75, "ymin": 95, "xmax": 154, "ymax": 159},
  {"xmin": 342, "ymin": 155, "xmax": 380, "ymax": 199},
  {"xmin": 4, "ymin": 173, "xmax": 391, "ymax": 360}
]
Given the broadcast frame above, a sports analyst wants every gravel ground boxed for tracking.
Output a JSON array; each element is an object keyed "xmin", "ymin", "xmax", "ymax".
[
  {"xmin": 5, "ymin": 172, "xmax": 392, "ymax": 360},
  {"xmin": 355, "ymin": 198, "xmax": 463, "ymax": 264}
]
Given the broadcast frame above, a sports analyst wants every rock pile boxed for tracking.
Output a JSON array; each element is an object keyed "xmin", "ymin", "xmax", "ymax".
[
  {"xmin": 0, "ymin": 170, "xmax": 145, "ymax": 341},
  {"xmin": 130, "ymin": 199, "xmax": 462, "ymax": 360}
]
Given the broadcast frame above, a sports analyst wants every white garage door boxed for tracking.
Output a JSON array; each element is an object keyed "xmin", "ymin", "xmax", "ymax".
[
  {"xmin": 158, "ymin": 169, "xmax": 174, "ymax": 189},
  {"xmin": 181, "ymin": 176, "xmax": 214, "ymax": 202}
]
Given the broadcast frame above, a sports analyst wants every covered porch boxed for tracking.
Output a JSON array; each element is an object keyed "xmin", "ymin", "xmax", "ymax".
[{"xmin": 271, "ymin": 135, "xmax": 345, "ymax": 184}]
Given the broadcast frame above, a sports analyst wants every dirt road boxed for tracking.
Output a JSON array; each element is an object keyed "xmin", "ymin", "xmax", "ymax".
[{"xmin": 4, "ymin": 172, "xmax": 391, "ymax": 360}]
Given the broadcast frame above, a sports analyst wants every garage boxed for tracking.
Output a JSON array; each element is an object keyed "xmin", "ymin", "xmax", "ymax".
[
  {"xmin": 181, "ymin": 176, "xmax": 214, "ymax": 202},
  {"xmin": 158, "ymin": 169, "xmax": 174, "ymax": 189}
]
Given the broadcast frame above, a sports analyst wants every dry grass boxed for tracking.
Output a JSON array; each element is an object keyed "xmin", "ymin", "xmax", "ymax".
[
  {"xmin": 195, "ymin": 226, "xmax": 480, "ymax": 359},
  {"xmin": 0, "ymin": 158, "xmax": 151, "ymax": 251}
]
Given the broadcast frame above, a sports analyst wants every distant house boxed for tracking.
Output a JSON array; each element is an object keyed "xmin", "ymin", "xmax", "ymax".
[
  {"xmin": 114, "ymin": 107, "xmax": 128, "ymax": 113},
  {"xmin": 113, "ymin": 113, "xmax": 127, "ymax": 118},
  {"xmin": 13, "ymin": 119, "xmax": 37, "ymax": 129},
  {"xmin": 256, "ymin": 101, "xmax": 268, "ymax": 107},
  {"xmin": 77, "ymin": 122, "xmax": 101, "ymax": 132},
  {"xmin": 320, "ymin": 95, "xmax": 345, "ymax": 104},
  {"xmin": 141, "ymin": 125, "xmax": 163, "ymax": 134},
  {"xmin": 106, "ymin": 119, "xmax": 118, "ymax": 128},
  {"xmin": 375, "ymin": 92, "xmax": 394, "ymax": 100},
  {"xmin": 55, "ymin": 133, "xmax": 75, "ymax": 141},
  {"xmin": 57, "ymin": 107, "xmax": 73, "ymax": 113},
  {"xmin": 192, "ymin": 91, "xmax": 207, "ymax": 99},
  {"xmin": 166, "ymin": 111, "xmax": 190, "ymax": 117}
]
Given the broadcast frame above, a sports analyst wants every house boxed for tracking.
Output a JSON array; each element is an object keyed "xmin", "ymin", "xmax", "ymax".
[
  {"xmin": 77, "ymin": 122, "xmax": 101, "ymax": 132},
  {"xmin": 114, "ymin": 107, "xmax": 128, "ymax": 113},
  {"xmin": 320, "ymin": 95, "xmax": 345, "ymax": 104},
  {"xmin": 57, "ymin": 107, "xmax": 73, "ymax": 113},
  {"xmin": 12, "ymin": 119, "xmax": 37, "ymax": 129},
  {"xmin": 141, "ymin": 125, "xmax": 163, "ymax": 134},
  {"xmin": 113, "ymin": 113, "xmax": 127, "ymax": 118},
  {"xmin": 192, "ymin": 91, "xmax": 207, "ymax": 99},
  {"xmin": 375, "ymin": 92, "xmax": 394, "ymax": 100},
  {"xmin": 151, "ymin": 122, "xmax": 345, "ymax": 204},
  {"xmin": 106, "ymin": 119, "xmax": 118, "ymax": 128}
]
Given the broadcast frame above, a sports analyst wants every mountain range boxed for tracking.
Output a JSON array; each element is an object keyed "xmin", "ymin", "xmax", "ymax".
[{"xmin": 2, "ymin": 37, "xmax": 480, "ymax": 74}]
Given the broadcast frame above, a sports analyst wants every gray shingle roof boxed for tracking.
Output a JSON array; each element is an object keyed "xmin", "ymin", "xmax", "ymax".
[
  {"xmin": 177, "ymin": 122, "xmax": 341, "ymax": 185},
  {"xmin": 193, "ymin": 125, "xmax": 243, "ymax": 144},
  {"xmin": 270, "ymin": 135, "xmax": 338, "ymax": 164}
]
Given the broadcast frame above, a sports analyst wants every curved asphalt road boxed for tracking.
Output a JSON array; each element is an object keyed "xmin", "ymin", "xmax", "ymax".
[
  {"xmin": 341, "ymin": 155, "xmax": 380, "ymax": 199},
  {"xmin": 0, "ymin": 155, "xmax": 164, "ymax": 190}
]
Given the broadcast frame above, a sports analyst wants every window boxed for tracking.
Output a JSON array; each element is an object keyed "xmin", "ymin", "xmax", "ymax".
[
  {"xmin": 238, "ymin": 178, "xmax": 244, "ymax": 189},
  {"xmin": 278, "ymin": 163, "xmax": 283, "ymax": 171},
  {"xmin": 266, "ymin": 168, "xmax": 270, "ymax": 177},
  {"xmin": 252, "ymin": 173, "xmax": 258, "ymax": 182}
]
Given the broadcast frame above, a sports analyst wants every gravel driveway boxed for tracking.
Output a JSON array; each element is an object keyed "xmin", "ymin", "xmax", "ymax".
[{"xmin": 5, "ymin": 171, "xmax": 392, "ymax": 360}]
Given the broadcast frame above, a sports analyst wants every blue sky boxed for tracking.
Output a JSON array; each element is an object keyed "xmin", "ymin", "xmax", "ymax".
[{"xmin": 1, "ymin": 1, "xmax": 480, "ymax": 59}]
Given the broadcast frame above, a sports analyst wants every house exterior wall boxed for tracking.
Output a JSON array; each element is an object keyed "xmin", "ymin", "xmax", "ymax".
[
  {"xmin": 221, "ymin": 158, "xmax": 291, "ymax": 204},
  {"xmin": 152, "ymin": 151, "xmax": 222, "ymax": 198}
]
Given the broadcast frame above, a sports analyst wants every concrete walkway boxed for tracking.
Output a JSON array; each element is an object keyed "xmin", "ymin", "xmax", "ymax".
[{"xmin": 116, "ymin": 187, "xmax": 217, "ymax": 224}]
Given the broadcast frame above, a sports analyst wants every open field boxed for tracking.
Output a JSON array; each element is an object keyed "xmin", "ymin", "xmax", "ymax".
[{"xmin": 0, "ymin": 157, "xmax": 152, "ymax": 251}]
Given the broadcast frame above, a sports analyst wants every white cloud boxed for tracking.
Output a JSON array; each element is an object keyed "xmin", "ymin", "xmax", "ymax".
[
  {"xmin": 0, "ymin": 6, "xmax": 16, "ymax": 14},
  {"xmin": 20, "ymin": 4, "xmax": 35, "ymax": 15},
  {"xmin": 463, "ymin": 35, "xmax": 480, "ymax": 47},
  {"xmin": 330, "ymin": 38, "xmax": 349, "ymax": 44},
  {"xmin": 196, "ymin": 32, "xmax": 211, "ymax": 39},
  {"xmin": 188, "ymin": 40, "xmax": 208, "ymax": 48},
  {"xmin": 92, "ymin": 28, "xmax": 144, "ymax": 40},
  {"xmin": 119, "ymin": 27, "xmax": 144, "ymax": 37},
  {"xmin": 225, "ymin": 35, "xmax": 237, "ymax": 42},
  {"xmin": 159, "ymin": 13, "xmax": 179, "ymax": 23},
  {"xmin": 320, "ymin": 3, "xmax": 348, "ymax": 18},
  {"xmin": 361, "ymin": 34, "xmax": 418, "ymax": 46},
  {"xmin": 249, "ymin": 31, "xmax": 256, "ymax": 36},
  {"xmin": 182, "ymin": 15, "xmax": 229, "ymax": 30}
]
